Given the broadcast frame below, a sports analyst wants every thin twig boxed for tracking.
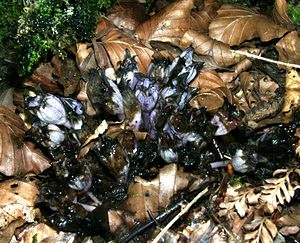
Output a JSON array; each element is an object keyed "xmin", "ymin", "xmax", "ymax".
[
  {"xmin": 120, "ymin": 200, "xmax": 183, "ymax": 243},
  {"xmin": 231, "ymin": 50, "xmax": 300, "ymax": 69},
  {"xmin": 151, "ymin": 187, "xmax": 209, "ymax": 243}
]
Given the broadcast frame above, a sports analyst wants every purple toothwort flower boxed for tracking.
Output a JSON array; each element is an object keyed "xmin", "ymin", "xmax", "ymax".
[{"xmin": 135, "ymin": 75, "xmax": 159, "ymax": 112}]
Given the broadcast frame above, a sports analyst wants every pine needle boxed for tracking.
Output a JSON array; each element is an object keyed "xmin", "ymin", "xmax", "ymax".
[
  {"xmin": 151, "ymin": 187, "xmax": 209, "ymax": 243},
  {"xmin": 231, "ymin": 50, "xmax": 300, "ymax": 69}
]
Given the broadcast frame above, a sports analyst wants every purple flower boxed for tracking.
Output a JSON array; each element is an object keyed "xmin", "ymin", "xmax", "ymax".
[{"xmin": 135, "ymin": 76, "xmax": 159, "ymax": 112}]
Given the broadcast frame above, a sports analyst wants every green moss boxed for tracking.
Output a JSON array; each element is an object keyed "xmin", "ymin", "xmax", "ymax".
[
  {"xmin": 17, "ymin": 0, "xmax": 115, "ymax": 76},
  {"xmin": 288, "ymin": 3, "xmax": 300, "ymax": 26},
  {"xmin": 0, "ymin": 1, "xmax": 23, "ymax": 83}
]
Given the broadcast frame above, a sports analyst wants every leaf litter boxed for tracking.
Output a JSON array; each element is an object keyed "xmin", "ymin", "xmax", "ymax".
[{"xmin": 0, "ymin": 0, "xmax": 300, "ymax": 242}]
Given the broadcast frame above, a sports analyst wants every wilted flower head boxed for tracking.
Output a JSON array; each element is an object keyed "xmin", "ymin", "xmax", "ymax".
[
  {"xmin": 87, "ymin": 69, "xmax": 124, "ymax": 119},
  {"xmin": 27, "ymin": 93, "xmax": 83, "ymax": 129},
  {"xmin": 47, "ymin": 124, "xmax": 65, "ymax": 148}
]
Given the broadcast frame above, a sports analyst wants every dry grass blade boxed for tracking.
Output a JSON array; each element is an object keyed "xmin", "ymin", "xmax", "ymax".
[
  {"xmin": 135, "ymin": 0, "xmax": 194, "ymax": 47},
  {"xmin": 209, "ymin": 4, "xmax": 288, "ymax": 46},
  {"xmin": 244, "ymin": 216, "xmax": 278, "ymax": 242}
]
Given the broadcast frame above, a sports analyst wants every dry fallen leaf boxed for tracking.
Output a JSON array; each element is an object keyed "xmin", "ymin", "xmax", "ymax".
[
  {"xmin": 180, "ymin": 30, "xmax": 260, "ymax": 67},
  {"xmin": 0, "ymin": 179, "xmax": 39, "ymax": 242},
  {"xmin": 189, "ymin": 87, "xmax": 233, "ymax": 114},
  {"xmin": 219, "ymin": 58, "xmax": 252, "ymax": 85},
  {"xmin": 107, "ymin": 1, "xmax": 148, "ymax": 31},
  {"xmin": 244, "ymin": 216, "xmax": 278, "ymax": 242},
  {"xmin": 209, "ymin": 4, "xmax": 288, "ymax": 46},
  {"xmin": 219, "ymin": 186, "xmax": 259, "ymax": 218},
  {"xmin": 51, "ymin": 55, "xmax": 81, "ymax": 96},
  {"xmin": 0, "ymin": 105, "xmax": 50, "ymax": 176},
  {"xmin": 16, "ymin": 223, "xmax": 57, "ymax": 243},
  {"xmin": 276, "ymin": 31, "xmax": 300, "ymax": 69},
  {"xmin": 190, "ymin": 0, "xmax": 221, "ymax": 33},
  {"xmin": 273, "ymin": 0, "xmax": 293, "ymax": 26},
  {"xmin": 135, "ymin": 0, "xmax": 194, "ymax": 47},
  {"xmin": 277, "ymin": 204, "xmax": 300, "ymax": 227},
  {"xmin": 124, "ymin": 163, "xmax": 205, "ymax": 222},
  {"xmin": 190, "ymin": 70, "xmax": 225, "ymax": 90},
  {"xmin": 260, "ymin": 169, "xmax": 300, "ymax": 213},
  {"xmin": 240, "ymin": 72, "xmax": 258, "ymax": 108},
  {"xmin": 282, "ymin": 69, "xmax": 300, "ymax": 119},
  {"xmin": 100, "ymin": 29, "xmax": 154, "ymax": 74},
  {"xmin": 25, "ymin": 63, "xmax": 61, "ymax": 94}
]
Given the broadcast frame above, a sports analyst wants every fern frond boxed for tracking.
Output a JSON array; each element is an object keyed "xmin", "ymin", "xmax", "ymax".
[
  {"xmin": 260, "ymin": 168, "xmax": 300, "ymax": 213},
  {"xmin": 244, "ymin": 216, "xmax": 278, "ymax": 243}
]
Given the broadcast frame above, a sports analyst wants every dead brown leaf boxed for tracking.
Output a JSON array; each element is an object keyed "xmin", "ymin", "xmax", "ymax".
[
  {"xmin": 277, "ymin": 204, "xmax": 300, "ymax": 227},
  {"xmin": 107, "ymin": 1, "xmax": 148, "ymax": 31},
  {"xmin": 100, "ymin": 30, "xmax": 154, "ymax": 74},
  {"xmin": 17, "ymin": 223, "xmax": 57, "ymax": 243},
  {"xmin": 76, "ymin": 43, "xmax": 98, "ymax": 73},
  {"xmin": 51, "ymin": 55, "xmax": 81, "ymax": 96},
  {"xmin": 180, "ymin": 30, "xmax": 259, "ymax": 67},
  {"xmin": 25, "ymin": 63, "xmax": 61, "ymax": 94},
  {"xmin": 190, "ymin": 0, "xmax": 221, "ymax": 33},
  {"xmin": 124, "ymin": 163, "xmax": 205, "ymax": 222},
  {"xmin": 0, "ymin": 179, "xmax": 39, "ymax": 242},
  {"xmin": 0, "ymin": 105, "xmax": 50, "ymax": 176},
  {"xmin": 0, "ymin": 88, "xmax": 15, "ymax": 112},
  {"xmin": 240, "ymin": 72, "xmax": 257, "ymax": 108},
  {"xmin": 219, "ymin": 58, "xmax": 252, "ymax": 85},
  {"xmin": 209, "ymin": 4, "xmax": 288, "ymax": 46},
  {"xmin": 189, "ymin": 87, "xmax": 233, "ymax": 114},
  {"xmin": 276, "ymin": 31, "xmax": 300, "ymax": 69},
  {"xmin": 190, "ymin": 70, "xmax": 225, "ymax": 90},
  {"xmin": 273, "ymin": 0, "xmax": 293, "ymax": 26},
  {"xmin": 244, "ymin": 216, "xmax": 278, "ymax": 242},
  {"xmin": 135, "ymin": 0, "xmax": 194, "ymax": 48},
  {"xmin": 282, "ymin": 69, "xmax": 300, "ymax": 119}
]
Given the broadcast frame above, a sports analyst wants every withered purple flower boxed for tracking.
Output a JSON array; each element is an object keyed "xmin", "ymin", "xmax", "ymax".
[{"xmin": 27, "ymin": 93, "xmax": 83, "ymax": 129}]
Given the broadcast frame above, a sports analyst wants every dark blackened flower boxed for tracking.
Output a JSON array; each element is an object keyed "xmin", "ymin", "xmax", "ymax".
[
  {"xmin": 167, "ymin": 47, "xmax": 200, "ymax": 86},
  {"xmin": 87, "ymin": 69, "xmax": 124, "ymax": 119},
  {"xmin": 117, "ymin": 49, "xmax": 139, "ymax": 90}
]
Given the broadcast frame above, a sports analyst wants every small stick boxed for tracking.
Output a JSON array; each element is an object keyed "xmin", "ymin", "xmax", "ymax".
[
  {"xmin": 151, "ymin": 187, "xmax": 209, "ymax": 243},
  {"xmin": 120, "ymin": 200, "xmax": 183, "ymax": 243},
  {"xmin": 231, "ymin": 50, "xmax": 300, "ymax": 69}
]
